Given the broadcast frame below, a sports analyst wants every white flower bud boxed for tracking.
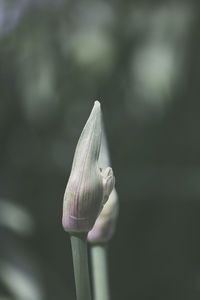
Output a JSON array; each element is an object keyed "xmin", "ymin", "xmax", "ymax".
[
  {"xmin": 88, "ymin": 126, "xmax": 119, "ymax": 243},
  {"xmin": 101, "ymin": 167, "xmax": 115, "ymax": 205},
  {"xmin": 88, "ymin": 188, "xmax": 119, "ymax": 243},
  {"xmin": 62, "ymin": 101, "xmax": 114, "ymax": 233}
]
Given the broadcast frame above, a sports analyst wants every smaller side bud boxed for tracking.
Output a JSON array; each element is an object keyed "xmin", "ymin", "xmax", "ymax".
[
  {"xmin": 101, "ymin": 167, "xmax": 115, "ymax": 205},
  {"xmin": 88, "ymin": 188, "xmax": 119, "ymax": 244},
  {"xmin": 88, "ymin": 121, "xmax": 118, "ymax": 243}
]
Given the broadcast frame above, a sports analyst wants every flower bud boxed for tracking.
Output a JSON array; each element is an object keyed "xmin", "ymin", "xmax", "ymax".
[
  {"xmin": 62, "ymin": 101, "xmax": 114, "ymax": 233},
  {"xmin": 88, "ymin": 127, "xmax": 119, "ymax": 243},
  {"xmin": 101, "ymin": 167, "xmax": 115, "ymax": 205},
  {"xmin": 88, "ymin": 188, "xmax": 119, "ymax": 243}
]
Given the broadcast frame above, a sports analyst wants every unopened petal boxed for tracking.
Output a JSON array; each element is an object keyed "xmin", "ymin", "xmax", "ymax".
[
  {"xmin": 88, "ymin": 126, "xmax": 118, "ymax": 243},
  {"xmin": 88, "ymin": 189, "xmax": 119, "ymax": 243},
  {"xmin": 62, "ymin": 101, "xmax": 104, "ymax": 233},
  {"xmin": 101, "ymin": 167, "xmax": 115, "ymax": 205}
]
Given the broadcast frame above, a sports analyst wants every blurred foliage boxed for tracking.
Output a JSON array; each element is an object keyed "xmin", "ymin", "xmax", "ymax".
[{"xmin": 1, "ymin": 0, "xmax": 200, "ymax": 299}]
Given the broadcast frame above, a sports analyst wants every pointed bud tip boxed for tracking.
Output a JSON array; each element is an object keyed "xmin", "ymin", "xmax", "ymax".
[
  {"xmin": 94, "ymin": 100, "xmax": 101, "ymax": 106},
  {"xmin": 91, "ymin": 101, "xmax": 101, "ymax": 115},
  {"xmin": 87, "ymin": 101, "xmax": 101, "ymax": 126}
]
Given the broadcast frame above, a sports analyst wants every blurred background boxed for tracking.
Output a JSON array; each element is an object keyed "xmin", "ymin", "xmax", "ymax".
[{"xmin": 0, "ymin": 0, "xmax": 200, "ymax": 299}]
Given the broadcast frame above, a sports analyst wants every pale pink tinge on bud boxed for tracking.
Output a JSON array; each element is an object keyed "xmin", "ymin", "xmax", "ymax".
[
  {"xmin": 88, "ymin": 188, "xmax": 119, "ymax": 243},
  {"xmin": 62, "ymin": 101, "xmax": 114, "ymax": 233}
]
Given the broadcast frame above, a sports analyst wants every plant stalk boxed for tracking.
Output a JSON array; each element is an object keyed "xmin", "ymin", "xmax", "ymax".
[
  {"xmin": 70, "ymin": 233, "xmax": 92, "ymax": 300},
  {"xmin": 91, "ymin": 244, "xmax": 110, "ymax": 300}
]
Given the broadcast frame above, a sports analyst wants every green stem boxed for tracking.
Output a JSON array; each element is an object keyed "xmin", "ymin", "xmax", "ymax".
[
  {"xmin": 91, "ymin": 244, "xmax": 110, "ymax": 300},
  {"xmin": 70, "ymin": 233, "xmax": 92, "ymax": 300}
]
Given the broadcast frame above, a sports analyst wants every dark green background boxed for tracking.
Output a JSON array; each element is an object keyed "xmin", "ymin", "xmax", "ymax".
[{"xmin": 1, "ymin": 1, "xmax": 200, "ymax": 299}]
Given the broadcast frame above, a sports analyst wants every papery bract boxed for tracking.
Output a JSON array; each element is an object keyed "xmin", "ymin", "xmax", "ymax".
[{"xmin": 62, "ymin": 101, "xmax": 115, "ymax": 233}]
